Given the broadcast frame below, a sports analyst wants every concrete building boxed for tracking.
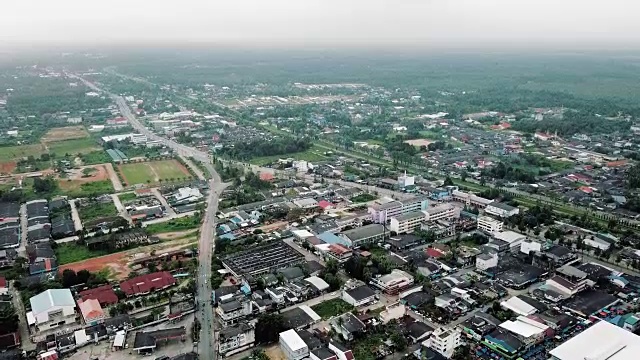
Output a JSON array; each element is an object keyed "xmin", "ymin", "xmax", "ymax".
[
  {"xmin": 369, "ymin": 269, "xmax": 414, "ymax": 295},
  {"xmin": 549, "ymin": 320, "xmax": 640, "ymax": 360},
  {"xmin": 28, "ymin": 289, "xmax": 78, "ymax": 333},
  {"xmin": 477, "ymin": 216, "xmax": 503, "ymax": 233},
  {"xmin": 499, "ymin": 316, "xmax": 550, "ymax": 346},
  {"xmin": 342, "ymin": 285, "xmax": 376, "ymax": 307},
  {"xmin": 476, "ymin": 252, "xmax": 499, "ymax": 271},
  {"xmin": 452, "ymin": 190, "xmax": 493, "ymax": 208},
  {"xmin": 216, "ymin": 297, "xmax": 253, "ymax": 327},
  {"xmin": 368, "ymin": 195, "xmax": 428, "ymax": 223},
  {"xmin": 485, "ymin": 202, "xmax": 520, "ymax": 218},
  {"xmin": 389, "ymin": 211, "xmax": 426, "ymax": 234},
  {"xmin": 218, "ymin": 322, "xmax": 255, "ymax": 357},
  {"xmin": 426, "ymin": 327, "xmax": 462, "ymax": 359},
  {"xmin": 491, "ymin": 231, "xmax": 527, "ymax": 251},
  {"xmin": 280, "ymin": 329, "xmax": 309, "ymax": 360},
  {"xmin": 423, "ymin": 203, "xmax": 459, "ymax": 222}
]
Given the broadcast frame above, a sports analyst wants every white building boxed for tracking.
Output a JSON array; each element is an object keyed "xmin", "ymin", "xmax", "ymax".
[
  {"xmin": 423, "ymin": 203, "xmax": 459, "ymax": 222},
  {"xmin": 218, "ymin": 322, "xmax": 255, "ymax": 357},
  {"xmin": 485, "ymin": 202, "xmax": 520, "ymax": 218},
  {"xmin": 28, "ymin": 289, "xmax": 78, "ymax": 333},
  {"xmin": 583, "ymin": 236, "xmax": 614, "ymax": 251},
  {"xmin": 499, "ymin": 316, "xmax": 549, "ymax": 346},
  {"xmin": 368, "ymin": 195, "xmax": 429, "ymax": 223},
  {"xmin": 216, "ymin": 298, "xmax": 253, "ymax": 326},
  {"xmin": 476, "ymin": 252, "xmax": 498, "ymax": 271},
  {"xmin": 544, "ymin": 275, "xmax": 587, "ymax": 298},
  {"xmin": 520, "ymin": 240, "xmax": 542, "ymax": 255},
  {"xmin": 426, "ymin": 327, "xmax": 462, "ymax": 359},
  {"xmin": 452, "ymin": 190, "xmax": 493, "ymax": 209},
  {"xmin": 500, "ymin": 296, "xmax": 538, "ymax": 317},
  {"xmin": 398, "ymin": 172, "xmax": 415, "ymax": 188},
  {"xmin": 492, "ymin": 231, "xmax": 527, "ymax": 251},
  {"xmin": 280, "ymin": 329, "xmax": 309, "ymax": 360},
  {"xmin": 389, "ymin": 211, "xmax": 426, "ymax": 234},
  {"xmin": 477, "ymin": 216, "xmax": 503, "ymax": 233},
  {"xmin": 369, "ymin": 269, "xmax": 414, "ymax": 295},
  {"xmin": 172, "ymin": 187, "xmax": 203, "ymax": 204},
  {"xmin": 549, "ymin": 320, "xmax": 640, "ymax": 360}
]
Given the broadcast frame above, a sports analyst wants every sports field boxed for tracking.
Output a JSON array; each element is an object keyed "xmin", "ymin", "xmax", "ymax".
[{"xmin": 119, "ymin": 159, "xmax": 192, "ymax": 185}]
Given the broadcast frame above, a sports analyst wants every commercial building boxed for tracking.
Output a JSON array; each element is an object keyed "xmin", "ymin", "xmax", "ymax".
[
  {"xmin": 549, "ymin": 320, "xmax": 640, "ymax": 360},
  {"xmin": 485, "ymin": 202, "xmax": 520, "ymax": 218},
  {"xmin": 500, "ymin": 296, "xmax": 538, "ymax": 317},
  {"xmin": 120, "ymin": 271, "xmax": 177, "ymax": 296},
  {"xmin": 369, "ymin": 269, "xmax": 414, "ymax": 295},
  {"xmin": 477, "ymin": 216, "xmax": 503, "ymax": 233},
  {"xmin": 426, "ymin": 327, "xmax": 462, "ymax": 359},
  {"xmin": 280, "ymin": 329, "xmax": 309, "ymax": 360},
  {"xmin": 423, "ymin": 203, "xmax": 459, "ymax": 222},
  {"xmin": 132, "ymin": 327, "xmax": 186, "ymax": 354},
  {"xmin": 339, "ymin": 224, "xmax": 385, "ymax": 248},
  {"xmin": 217, "ymin": 297, "xmax": 253, "ymax": 327},
  {"xmin": 368, "ymin": 195, "xmax": 428, "ymax": 223},
  {"xmin": 221, "ymin": 241, "xmax": 305, "ymax": 277},
  {"xmin": 28, "ymin": 289, "xmax": 78, "ymax": 333},
  {"xmin": 499, "ymin": 316, "xmax": 550, "ymax": 346},
  {"xmin": 544, "ymin": 275, "xmax": 587, "ymax": 298},
  {"xmin": 218, "ymin": 322, "xmax": 255, "ymax": 357},
  {"xmin": 491, "ymin": 231, "xmax": 527, "ymax": 251},
  {"xmin": 476, "ymin": 253, "xmax": 499, "ymax": 271},
  {"xmin": 389, "ymin": 211, "xmax": 426, "ymax": 234}
]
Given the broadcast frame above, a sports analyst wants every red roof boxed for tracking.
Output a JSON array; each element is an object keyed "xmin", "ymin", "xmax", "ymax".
[
  {"xmin": 607, "ymin": 160, "xmax": 627, "ymax": 168},
  {"xmin": 79, "ymin": 284, "xmax": 119, "ymax": 306},
  {"xmin": 0, "ymin": 277, "xmax": 6, "ymax": 288},
  {"xmin": 329, "ymin": 244, "xmax": 351, "ymax": 256},
  {"xmin": 318, "ymin": 200, "xmax": 334, "ymax": 209},
  {"xmin": 579, "ymin": 186, "xmax": 593, "ymax": 194},
  {"xmin": 120, "ymin": 271, "xmax": 176, "ymax": 296},
  {"xmin": 259, "ymin": 172, "xmax": 274, "ymax": 181},
  {"xmin": 426, "ymin": 248, "xmax": 444, "ymax": 258}
]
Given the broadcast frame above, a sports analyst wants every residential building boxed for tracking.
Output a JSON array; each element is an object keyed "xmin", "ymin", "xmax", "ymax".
[
  {"xmin": 549, "ymin": 321, "xmax": 640, "ymax": 360},
  {"xmin": 426, "ymin": 327, "xmax": 462, "ymax": 359},
  {"xmin": 120, "ymin": 271, "xmax": 177, "ymax": 296},
  {"xmin": 368, "ymin": 195, "xmax": 429, "ymax": 223},
  {"xmin": 342, "ymin": 285, "xmax": 376, "ymax": 307},
  {"xmin": 331, "ymin": 312, "xmax": 366, "ymax": 341},
  {"xmin": 369, "ymin": 269, "xmax": 414, "ymax": 295},
  {"xmin": 423, "ymin": 203, "xmax": 459, "ymax": 222},
  {"xmin": 476, "ymin": 253, "xmax": 499, "ymax": 271},
  {"xmin": 310, "ymin": 347, "xmax": 338, "ymax": 360},
  {"xmin": 324, "ymin": 244, "xmax": 353, "ymax": 263},
  {"xmin": 339, "ymin": 224, "xmax": 385, "ymax": 248},
  {"xmin": 485, "ymin": 203, "xmax": 520, "ymax": 218},
  {"xmin": 218, "ymin": 322, "xmax": 255, "ymax": 357},
  {"xmin": 477, "ymin": 216, "xmax": 503, "ymax": 233},
  {"xmin": 389, "ymin": 211, "xmax": 426, "ymax": 234},
  {"xmin": 78, "ymin": 299, "xmax": 106, "ymax": 326},
  {"xmin": 28, "ymin": 289, "xmax": 78, "ymax": 333},
  {"xmin": 328, "ymin": 341, "xmax": 355, "ymax": 360},
  {"xmin": 217, "ymin": 297, "xmax": 253, "ymax": 327},
  {"xmin": 280, "ymin": 329, "xmax": 309, "ymax": 360}
]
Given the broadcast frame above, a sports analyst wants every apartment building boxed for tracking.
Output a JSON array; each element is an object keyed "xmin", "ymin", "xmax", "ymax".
[
  {"xmin": 426, "ymin": 327, "xmax": 462, "ymax": 359},
  {"xmin": 423, "ymin": 203, "xmax": 460, "ymax": 222},
  {"xmin": 389, "ymin": 211, "xmax": 426, "ymax": 234},
  {"xmin": 477, "ymin": 216, "xmax": 504, "ymax": 233},
  {"xmin": 368, "ymin": 196, "xmax": 428, "ymax": 223}
]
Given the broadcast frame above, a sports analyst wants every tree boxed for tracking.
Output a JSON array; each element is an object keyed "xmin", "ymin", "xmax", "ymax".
[
  {"xmin": 390, "ymin": 332, "xmax": 407, "ymax": 351},
  {"xmin": 61, "ymin": 269, "xmax": 78, "ymax": 288},
  {"xmin": 443, "ymin": 176, "xmax": 454, "ymax": 186},
  {"xmin": 255, "ymin": 314, "xmax": 286, "ymax": 344}
]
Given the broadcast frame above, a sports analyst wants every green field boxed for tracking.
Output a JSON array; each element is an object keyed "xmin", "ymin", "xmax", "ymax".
[
  {"xmin": 119, "ymin": 159, "xmax": 192, "ymax": 185},
  {"xmin": 118, "ymin": 192, "xmax": 137, "ymax": 203},
  {"xmin": 311, "ymin": 298, "xmax": 355, "ymax": 319},
  {"xmin": 48, "ymin": 138, "xmax": 102, "ymax": 156},
  {"xmin": 249, "ymin": 145, "xmax": 328, "ymax": 166},
  {"xmin": 78, "ymin": 201, "xmax": 118, "ymax": 222},
  {"xmin": 0, "ymin": 144, "xmax": 46, "ymax": 161},
  {"xmin": 55, "ymin": 243, "xmax": 108, "ymax": 265},
  {"xmin": 144, "ymin": 215, "xmax": 202, "ymax": 234}
]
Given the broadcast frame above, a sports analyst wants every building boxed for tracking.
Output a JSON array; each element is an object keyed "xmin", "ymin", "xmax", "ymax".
[
  {"xmin": 549, "ymin": 320, "xmax": 640, "ymax": 360},
  {"xmin": 218, "ymin": 322, "xmax": 255, "ymax": 357},
  {"xmin": 476, "ymin": 252, "xmax": 499, "ymax": 271},
  {"xmin": 339, "ymin": 224, "xmax": 385, "ymax": 248},
  {"xmin": 132, "ymin": 327, "xmax": 186, "ymax": 354},
  {"xmin": 544, "ymin": 275, "xmax": 587, "ymax": 298},
  {"xmin": 477, "ymin": 216, "xmax": 503, "ymax": 233},
  {"xmin": 120, "ymin": 272, "xmax": 177, "ymax": 296},
  {"xmin": 491, "ymin": 231, "xmax": 527, "ymax": 251},
  {"xmin": 342, "ymin": 285, "xmax": 376, "ymax": 307},
  {"xmin": 293, "ymin": 198, "xmax": 319, "ymax": 209},
  {"xmin": 389, "ymin": 211, "xmax": 426, "ymax": 234},
  {"xmin": 78, "ymin": 285, "xmax": 119, "ymax": 306},
  {"xmin": 368, "ymin": 195, "xmax": 429, "ymax": 223},
  {"xmin": 426, "ymin": 327, "xmax": 461, "ymax": 359},
  {"xmin": 499, "ymin": 316, "xmax": 550, "ymax": 346},
  {"xmin": 500, "ymin": 296, "xmax": 538, "ymax": 317},
  {"xmin": 331, "ymin": 312, "xmax": 366, "ymax": 341},
  {"xmin": 217, "ymin": 297, "xmax": 253, "ymax": 327},
  {"xmin": 310, "ymin": 347, "xmax": 338, "ymax": 360},
  {"xmin": 369, "ymin": 269, "xmax": 414, "ymax": 295},
  {"xmin": 280, "ymin": 329, "xmax": 309, "ymax": 360},
  {"xmin": 28, "ymin": 289, "xmax": 77, "ymax": 333},
  {"xmin": 423, "ymin": 203, "xmax": 459, "ymax": 222},
  {"xmin": 520, "ymin": 240, "xmax": 542, "ymax": 255},
  {"xmin": 221, "ymin": 241, "xmax": 305, "ymax": 277},
  {"xmin": 485, "ymin": 203, "xmax": 520, "ymax": 218},
  {"xmin": 324, "ymin": 244, "xmax": 353, "ymax": 263},
  {"xmin": 172, "ymin": 187, "xmax": 203, "ymax": 205},
  {"xmin": 452, "ymin": 190, "xmax": 493, "ymax": 208},
  {"xmin": 78, "ymin": 299, "xmax": 106, "ymax": 326}
]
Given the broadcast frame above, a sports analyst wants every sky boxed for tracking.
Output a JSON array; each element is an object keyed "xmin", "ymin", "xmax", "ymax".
[{"xmin": 0, "ymin": 0, "xmax": 638, "ymax": 49}]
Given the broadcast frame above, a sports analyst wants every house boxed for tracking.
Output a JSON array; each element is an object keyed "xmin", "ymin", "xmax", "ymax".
[
  {"xmin": 0, "ymin": 277, "xmax": 7, "ymax": 296},
  {"xmin": 78, "ymin": 299, "xmax": 106, "ymax": 326},
  {"xmin": 328, "ymin": 341, "xmax": 355, "ymax": 360},
  {"xmin": 277, "ymin": 267, "xmax": 305, "ymax": 283},
  {"xmin": 485, "ymin": 203, "xmax": 519, "ymax": 218},
  {"xmin": 342, "ymin": 285, "xmax": 376, "ymax": 307},
  {"xmin": 369, "ymin": 269, "xmax": 414, "ymax": 295},
  {"xmin": 171, "ymin": 187, "xmax": 203, "ymax": 205},
  {"xmin": 331, "ymin": 312, "xmax": 366, "ymax": 341},
  {"xmin": 406, "ymin": 321, "xmax": 434, "ymax": 343},
  {"xmin": 426, "ymin": 327, "xmax": 462, "ymax": 359},
  {"xmin": 216, "ymin": 297, "xmax": 253, "ymax": 327},
  {"xmin": 318, "ymin": 200, "xmax": 335, "ymax": 211},
  {"xmin": 120, "ymin": 271, "xmax": 177, "ymax": 297},
  {"xmin": 218, "ymin": 322, "xmax": 255, "ymax": 357},
  {"xmin": 280, "ymin": 329, "xmax": 309, "ymax": 360},
  {"xmin": 132, "ymin": 327, "xmax": 186, "ymax": 354},
  {"xmin": 28, "ymin": 289, "xmax": 78, "ymax": 333},
  {"xmin": 78, "ymin": 285, "xmax": 119, "ymax": 306},
  {"xmin": 325, "ymin": 244, "xmax": 353, "ymax": 263}
]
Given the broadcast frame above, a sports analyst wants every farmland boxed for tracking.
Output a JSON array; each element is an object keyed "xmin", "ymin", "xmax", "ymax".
[
  {"xmin": 41, "ymin": 126, "xmax": 89, "ymax": 142},
  {"xmin": 118, "ymin": 159, "xmax": 192, "ymax": 185}
]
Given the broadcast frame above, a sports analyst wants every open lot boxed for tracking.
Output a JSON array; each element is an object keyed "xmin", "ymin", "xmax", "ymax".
[
  {"xmin": 0, "ymin": 161, "xmax": 17, "ymax": 174},
  {"xmin": 41, "ymin": 126, "xmax": 89, "ymax": 142},
  {"xmin": 404, "ymin": 138, "xmax": 434, "ymax": 147},
  {"xmin": 119, "ymin": 159, "xmax": 192, "ymax": 185},
  {"xmin": 47, "ymin": 138, "xmax": 102, "ymax": 156},
  {"xmin": 249, "ymin": 145, "xmax": 328, "ymax": 166},
  {"xmin": 0, "ymin": 144, "xmax": 46, "ymax": 161},
  {"xmin": 57, "ymin": 164, "xmax": 114, "ymax": 194}
]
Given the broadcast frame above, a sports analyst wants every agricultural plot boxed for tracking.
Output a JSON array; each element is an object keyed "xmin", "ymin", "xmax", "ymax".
[
  {"xmin": 47, "ymin": 138, "xmax": 102, "ymax": 156},
  {"xmin": 118, "ymin": 159, "xmax": 192, "ymax": 185},
  {"xmin": 41, "ymin": 126, "xmax": 89, "ymax": 142},
  {"xmin": 0, "ymin": 144, "xmax": 46, "ymax": 161}
]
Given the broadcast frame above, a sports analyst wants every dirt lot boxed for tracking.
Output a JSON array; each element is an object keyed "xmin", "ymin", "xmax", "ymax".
[
  {"xmin": 57, "ymin": 165, "xmax": 110, "ymax": 191},
  {"xmin": 59, "ymin": 237, "xmax": 197, "ymax": 280},
  {"xmin": 0, "ymin": 161, "xmax": 16, "ymax": 174},
  {"xmin": 404, "ymin": 138, "xmax": 434, "ymax": 147},
  {"xmin": 41, "ymin": 126, "xmax": 89, "ymax": 142}
]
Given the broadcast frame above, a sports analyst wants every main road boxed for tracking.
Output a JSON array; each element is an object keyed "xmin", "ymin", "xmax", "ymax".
[{"xmin": 72, "ymin": 74, "xmax": 226, "ymax": 360}]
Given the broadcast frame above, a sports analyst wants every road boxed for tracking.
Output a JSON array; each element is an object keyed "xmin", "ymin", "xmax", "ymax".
[
  {"xmin": 74, "ymin": 74, "xmax": 227, "ymax": 360},
  {"xmin": 110, "ymin": 194, "xmax": 130, "ymax": 223},
  {"xmin": 68, "ymin": 199, "xmax": 83, "ymax": 233}
]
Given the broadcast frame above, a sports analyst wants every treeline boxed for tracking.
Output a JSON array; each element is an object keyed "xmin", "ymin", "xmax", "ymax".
[
  {"xmin": 512, "ymin": 110, "xmax": 631, "ymax": 136},
  {"xmin": 481, "ymin": 162, "xmax": 537, "ymax": 183},
  {"xmin": 221, "ymin": 137, "xmax": 311, "ymax": 160}
]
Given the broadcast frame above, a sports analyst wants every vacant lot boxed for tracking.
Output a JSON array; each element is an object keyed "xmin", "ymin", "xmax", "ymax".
[
  {"xmin": 55, "ymin": 243, "xmax": 109, "ymax": 265},
  {"xmin": 311, "ymin": 298, "xmax": 355, "ymax": 319},
  {"xmin": 0, "ymin": 161, "xmax": 17, "ymax": 174},
  {"xmin": 0, "ymin": 144, "xmax": 46, "ymax": 161},
  {"xmin": 47, "ymin": 138, "xmax": 101, "ymax": 156},
  {"xmin": 119, "ymin": 159, "xmax": 191, "ymax": 185},
  {"xmin": 41, "ymin": 126, "xmax": 89, "ymax": 142},
  {"xmin": 78, "ymin": 201, "xmax": 117, "ymax": 222},
  {"xmin": 404, "ymin": 138, "xmax": 433, "ymax": 147},
  {"xmin": 249, "ymin": 145, "xmax": 328, "ymax": 166},
  {"xmin": 57, "ymin": 165, "xmax": 115, "ymax": 197}
]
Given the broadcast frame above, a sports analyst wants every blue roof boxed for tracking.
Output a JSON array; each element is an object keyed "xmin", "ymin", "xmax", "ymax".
[
  {"xmin": 219, "ymin": 233, "xmax": 236, "ymax": 240},
  {"xmin": 317, "ymin": 231, "xmax": 350, "ymax": 246}
]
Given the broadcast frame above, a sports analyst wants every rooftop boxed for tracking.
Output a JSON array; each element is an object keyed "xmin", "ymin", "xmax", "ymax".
[
  {"xmin": 280, "ymin": 329, "xmax": 307, "ymax": 351},
  {"xmin": 340, "ymin": 224, "xmax": 385, "ymax": 242},
  {"xmin": 549, "ymin": 320, "xmax": 640, "ymax": 360}
]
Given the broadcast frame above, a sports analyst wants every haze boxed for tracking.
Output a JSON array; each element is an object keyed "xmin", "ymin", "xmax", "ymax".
[{"xmin": 0, "ymin": 0, "xmax": 638, "ymax": 49}]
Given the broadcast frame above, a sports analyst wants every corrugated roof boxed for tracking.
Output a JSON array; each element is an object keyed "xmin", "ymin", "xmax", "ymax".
[{"xmin": 30, "ymin": 289, "xmax": 74, "ymax": 315}]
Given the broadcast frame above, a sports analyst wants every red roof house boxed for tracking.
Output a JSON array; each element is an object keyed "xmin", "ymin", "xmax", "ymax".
[
  {"xmin": 120, "ymin": 271, "xmax": 177, "ymax": 297},
  {"xmin": 318, "ymin": 200, "xmax": 335, "ymax": 210},
  {"xmin": 426, "ymin": 248, "xmax": 445, "ymax": 258},
  {"xmin": 259, "ymin": 172, "xmax": 275, "ymax": 182},
  {"xmin": 79, "ymin": 284, "xmax": 119, "ymax": 306}
]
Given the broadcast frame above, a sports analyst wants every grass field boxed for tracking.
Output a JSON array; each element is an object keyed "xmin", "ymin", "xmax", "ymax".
[
  {"xmin": 249, "ymin": 145, "xmax": 328, "ymax": 166},
  {"xmin": 118, "ymin": 192, "xmax": 137, "ymax": 203},
  {"xmin": 311, "ymin": 298, "xmax": 355, "ymax": 319},
  {"xmin": 55, "ymin": 243, "xmax": 109, "ymax": 265},
  {"xmin": 78, "ymin": 201, "xmax": 118, "ymax": 222},
  {"xmin": 144, "ymin": 215, "xmax": 202, "ymax": 234},
  {"xmin": 47, "ymin": 138, "xmax": 102, "ymax": 156},
  {"xmin": 119, "ymin": 159, "xmax": 192, "ymax": 185},
  {"xmin": 42, "ymin": 126, "xmax": 89, "ymax": 142},
  {"xmin": 59, "ymin": 180, "xmax": 115, "ymax": 197},
  {"xmin": 0, "ymin": 144, "xmax": 46, "ymax": 161}
]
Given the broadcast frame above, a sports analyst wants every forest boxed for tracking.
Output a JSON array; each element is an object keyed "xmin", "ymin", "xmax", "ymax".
[{"xmin": 220, "ymin": 137, "xmax": 312, "ymax": 160}]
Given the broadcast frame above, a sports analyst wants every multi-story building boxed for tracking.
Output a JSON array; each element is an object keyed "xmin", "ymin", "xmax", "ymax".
[
  {"xmin": 389, "ymin": 211, "xmax": 426, "ymax": 234},
  {"xmin": 216, "ymin": 296, "xmax": 253, "ymax": 327},
  {"xmin": 218, "ymin": 322, "xmax": 255, "ymax": 357},
  {"xmin": 28, "ymin": 289, "xmax": 78, "ymax": 333},
  {"xmin": 452, "ymin": 190, "xmax": 494, "ymax": 209},
  {"xmin": 368, "ymin": 196, "xmax": 428, "ymax": 223},
  {"xmin": 423, "ymin": 203, "xmax": 459, "ymax": 222},
  {"xmin": 324, "ymin": 244, "xmax": 353, "ymax": 263},
  {"xmin": 369, "ymin": 269, "xmax": 414, "ymax": 295},
  {"xmin": 477, "ymin": 216, "xmax": 504, "ymax": 233},
  {"xmin": 485, "ymin": 202, "xmax": 520, "ymax": 218},
  {"xmin": 476, "ymin": 252, "xmax": 499, "ymax": 271},
  {"xmin": 426, "ymin": 327, "xmax": 462, "ymax": 359},
  {"xmin": 339, "ymin": 224, "xmax": 385, "ymax": 248},
  {"xmin": 280, "ymin": 329, "xmax": 309, "ymax": 360}
]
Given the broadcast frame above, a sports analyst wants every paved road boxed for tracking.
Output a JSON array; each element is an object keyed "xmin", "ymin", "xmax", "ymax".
[
  {"xmin": 18, "ymin": 204, "xmax": 27, "ymax": 256},
  {"xmin": 110, "ymin": 194, "xmax": 130, "ymax": 223},
  {"xmin": 74, "ymin": 74, "xmax": 227, "ymax": 360}
]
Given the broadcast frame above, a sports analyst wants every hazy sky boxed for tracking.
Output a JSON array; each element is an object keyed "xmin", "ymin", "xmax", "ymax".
[{"xmin": 0, "ymin": 0, "xmax": 638, "ymax": 49}]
